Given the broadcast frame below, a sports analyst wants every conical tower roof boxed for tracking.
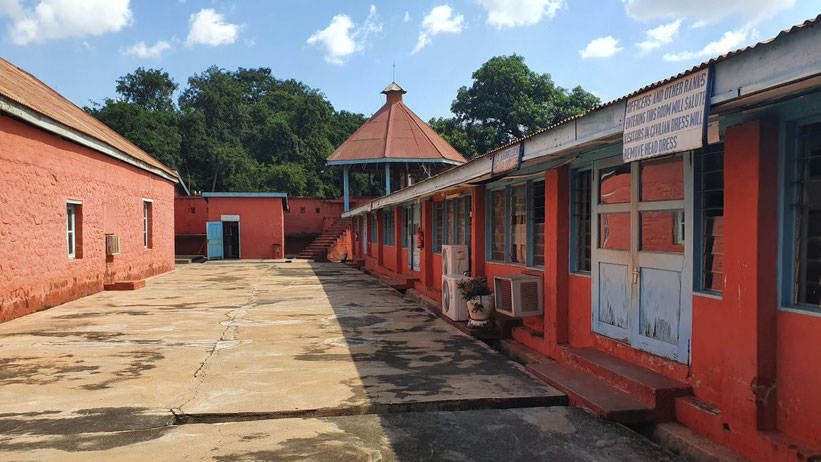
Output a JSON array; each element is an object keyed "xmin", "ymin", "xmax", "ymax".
[{"xmin": 326, "ymin": 83, "xmax": 467, "ymax": 166}]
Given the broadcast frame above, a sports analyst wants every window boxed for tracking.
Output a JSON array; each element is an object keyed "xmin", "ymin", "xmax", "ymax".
[
  {"xmin": 510, "ymin": 184, "xmax": 527, "ymax": 264},
  {"xmin": 300, "ymin": 207, "xmax": 306, "ymax": 214},
  {"xmin": 490, "ymin": 189, "xmax": 506, "ymax": 261},
  {"xmin": 789, "ymin": 122, "xmax": 821, "ymax": 308},
  {"xmin": 532, "ymin": 180, "xmax": 546, "ymax": 267},
  {"xmin": 402, "ymin": 206, "xmax": 409, "ymax": 248},
  {"xmin": 444, "ymin": 199, "xmax": 455, "ymax": 245},
  {"xmin": 693, "ymin": 144, "xmax": 725, "ymax": 292},
  {"xmin": 370, "ymin": 214, "xmax": 377, "ymax": 244},
  {"xmin": 572, "ymin": 169, "xmax": 592, "ymax": 272},
  {"xmin": 433, "ymin": 201, "xmax": 443, "ymax": 253},
  {"xmin": 315, "ymin": 208, "xmax": 321, "ymax": 214},
  {"xmin": 143, "ymin": 200, "xmax": 153, "ymax": 249},
  {"xmin": 67, "ymin": 203, "xmax": 76, "ymax": 258},
  {"xmin": 456, "ymin": 196, "xmax": 471, "ymax": 245},
  {"xmin": 383, "ymin": 209, "xmax": 395, "ymax": 246}
]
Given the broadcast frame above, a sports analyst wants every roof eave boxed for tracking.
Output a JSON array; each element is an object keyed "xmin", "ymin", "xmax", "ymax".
[{"xmin": 0, "ymin": 94, "xmax": 179, "ymax": 183}]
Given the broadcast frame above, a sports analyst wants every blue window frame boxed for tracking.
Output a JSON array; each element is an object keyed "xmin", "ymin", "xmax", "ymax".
[
  {"xmin": 486, "ymin": 179, "xmax": 544, "ymax": 267},
  {"xmin": 782, "ymin": 120, "xmax": 821, "ymax": 312},
  {"xmin": 383, "ymin": 209, "xmax": 395, "ymax": 246},
  {"xmin": 570, "ymin": 168, "xmax": 592, "ymax": 273},
  {"xmin": 693, "ymin": 144, "xmax": 725, "ymax": 294},
  {"xmin": 370, "ymin": 213, "xmax": 377, "ymax": 245},
  {"xmin": 433, "ymin": 201, "xmax": 443, "ymax": 253}
]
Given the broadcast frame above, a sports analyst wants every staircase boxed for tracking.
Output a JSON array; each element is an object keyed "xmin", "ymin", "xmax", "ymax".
[
  {"xmin": 526, "ymin": 346, "xmax": 692, "ymax": 423},
  {"xmin": 297, "ymin": 217, "xmax": 351, "ymax": 262}
]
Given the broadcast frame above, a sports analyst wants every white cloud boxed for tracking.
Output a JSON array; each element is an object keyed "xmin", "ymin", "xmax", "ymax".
[
  {"xmin": 412, "ymin": 5, "xmax": 464, "ymax": 54},
  {"xmin": 307, "ymin": 5, "xmax": 381, "ymax": 65},
  {"xmin": 477, "ymin": 0, "xmax": 563, "ymax": 28},
  {"xmin": 121, "ymin": 40, "xmax": 171, "ymax": 59},
  {"xmin": 579, "ymin": 36, "xmax": 623, "ymax": 59},
  {"xmin": 663, "ymin": 27, "xmax": 749, "ymax": 62},
  {"xmin": 636, "ymin": 19, "xmax": 681, "ymax": 52},
  {"xmin": 403, "ymin": 11, "xmax": 410, "ymax": 23},
  {"xmin": 0, "ymin": 0, "xmax": 132, "ymax": 45},
  {"xmin": 623, "ymin": 0, "xmax": 795, "ymax": 25},
  {"xmin": 185, "ymin": 9, "xmax": 240, "ymax": 47}
]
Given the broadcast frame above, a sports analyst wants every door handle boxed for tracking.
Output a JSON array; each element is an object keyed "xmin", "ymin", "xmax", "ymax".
[{"xmin": 632, "ymin": 268, "xmax": 639, "ymax": 284}]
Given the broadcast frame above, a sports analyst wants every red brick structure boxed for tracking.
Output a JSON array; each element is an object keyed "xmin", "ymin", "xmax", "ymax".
[
  {"xmin": 0, "ymin": 58, "xmax": 179, "ymax": 323},
  {"xmin": 343, "ymin": 17, "xmax": 821, "ymax": 461}
]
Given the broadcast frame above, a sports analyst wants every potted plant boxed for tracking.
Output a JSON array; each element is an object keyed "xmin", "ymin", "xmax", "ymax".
[{"xmin": 456, "ymin": 277, "xmax": 495, "ymax": 327}]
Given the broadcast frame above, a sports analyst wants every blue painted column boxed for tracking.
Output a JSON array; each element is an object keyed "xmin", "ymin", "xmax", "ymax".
[
  {"xmin": 343, "ymin": 166, "xmax": 350, "ymax": 212},
  {"xmin": 385, "ymin": 163, "xmax": 391, "ymax": 195}
]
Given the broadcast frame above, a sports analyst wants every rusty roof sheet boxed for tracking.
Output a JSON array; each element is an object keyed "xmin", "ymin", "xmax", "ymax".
[
  {"xmin": 0, "ymin": 57, "xmax": 178, "ymax": 180},
  {"xmin": 480, "ymin": 14, "xmax": 821, "ymax": 159},
  {"xmin": 327, "ymin": 95, "xmax": 467, "ymax": 164}
]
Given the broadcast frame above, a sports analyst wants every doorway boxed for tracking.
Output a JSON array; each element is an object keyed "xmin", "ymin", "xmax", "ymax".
[
  {"xmin": 591, "ymin": 153, "xmax": 693, "ymax": 363},
  {"xmin": 223, "ymin": 221, "xmax": 240, "ymax": 259}
]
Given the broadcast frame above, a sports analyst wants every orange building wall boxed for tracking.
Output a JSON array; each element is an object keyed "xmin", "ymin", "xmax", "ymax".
[
  {"xmin": 206, "ymin": 197, "xmax": 285, "ymax": 259},
  {"xmin": 174, "ymin": 196, "xmax": 208, "ymax": 255},
  {"xmin": 0, "ymin": 114, "xmax": 175, "ymax": 322}
]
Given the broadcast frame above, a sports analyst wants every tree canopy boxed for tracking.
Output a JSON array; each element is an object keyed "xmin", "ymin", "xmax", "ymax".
[
  {"xmin": 87, "ymin": 66, "xmax": 376, "ymax": 197},
  {"xmin": 430, "ymin": 54, "xmax": 600, "ymax": 159},
  {"xmin": 87, "ymin": 56, "xmax": 599, "ymax": 197}
]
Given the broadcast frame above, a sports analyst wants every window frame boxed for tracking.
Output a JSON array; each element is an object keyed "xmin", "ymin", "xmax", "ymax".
[
  {"xmin": 142, "ymin": 199, "xmax": 153, "ymax": 249},
  {"xmin": 570, "ymin": 167, "xmax": 593, "ymax": 274},
  {"xmin": 781, "ymin": 119, "xmax": 821, "ymax": 314},
  {"xmin": 530, "ymin": 179, "xmax": 546, "ymax": 268},
  {"xmin": 693, "ymin": 144, "xmax": 725, "ymax": 295},
  {"xmin": 383, "ymin": 208, "xmax": 395, "ymax": 246},
  {"xmin": 370, "ymin": 213, "xmax": 377, "ymax": 245},
  {"xmin": 485, "ymin": 179, "xmax": 545, "ymax": 268},
  {"xmin": 433, "ymin": 201, "xmax": 443, "ymax": 253},
  {"xmin": 67, "ymin": 202, "xmax": 77, "ymax": 259}
]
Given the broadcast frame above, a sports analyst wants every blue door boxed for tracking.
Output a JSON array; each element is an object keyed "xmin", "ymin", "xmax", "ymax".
[{"xmin": 206, "ymin": 221, "xmax": 224, "ymax": 259}]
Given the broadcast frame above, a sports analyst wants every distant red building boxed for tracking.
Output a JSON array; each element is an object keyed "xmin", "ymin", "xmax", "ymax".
[
  {"xmin": 174, "ymin": 193, "xmax": 288, "ymax": 260},
  {"xmin": 285, "ymin": 197, "xmax": 368, "ymax": 257},
  {"xmin": 0, "ymin": 57, "xmax": 179, "ymax": 323}
]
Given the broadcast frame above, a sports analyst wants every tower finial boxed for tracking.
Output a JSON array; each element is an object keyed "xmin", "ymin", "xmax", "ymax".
[{"xmin": 392, "ymin": 62, "xmax": 396, "ymax": 82}]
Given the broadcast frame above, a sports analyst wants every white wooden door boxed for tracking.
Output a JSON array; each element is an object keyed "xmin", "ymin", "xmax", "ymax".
[{"xmin": 592, "ymin": 153, "xmax": 693, "ymax": 363}]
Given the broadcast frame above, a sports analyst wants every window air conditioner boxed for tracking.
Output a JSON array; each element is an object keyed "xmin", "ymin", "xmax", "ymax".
[
  {"xmin": 442, "ymin": 275, "xmax": 471, "ymax": 322},
  {"xmin": 441, "ymin": 244, "xmax": 469, "ymax": 275},
  {"xmin": 105, "ymin": 234, "xmax": 120, "ymax": 256},
  {"xmin": 494, "ymin": 274, "xmax": 543, "ymax": 318}
]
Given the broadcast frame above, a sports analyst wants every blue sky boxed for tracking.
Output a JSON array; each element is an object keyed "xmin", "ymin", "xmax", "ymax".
[{"xmin": 0, "ymin": 1, "xmax": 818, "ymax": 121}]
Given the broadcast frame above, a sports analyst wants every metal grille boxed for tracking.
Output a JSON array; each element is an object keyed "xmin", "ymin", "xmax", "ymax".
[
  {"xmin": 499, "ymin": 278, "xmax": 513, "ymax": 310},
  {"xmin": 520, "ymin": 281, "xmax": 540, "ymax": 313},
  {"xmin": 698, "ymin": 144, "xmax": 724, "ymax": 293},
  {"xmin": 795, "ymin": 123, "xmax": 821, "ymax": 306},
  {"xmin": 574, "ymin": 170, "xmax": 592, "ymax": 271}
]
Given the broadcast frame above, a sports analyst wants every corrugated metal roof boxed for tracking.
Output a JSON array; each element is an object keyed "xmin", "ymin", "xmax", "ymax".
[
  {"xmin": 326, "ymin": 84, "xmax": 467, "ymax": 165},
  {"xmin": 0, "ymin": 57, "xmax": 178, "ymax": 180},
  {"xmin": 342, "ymin": 14, "xmax": 821, "ymax": 216},
  {"xmin": 480, "ymin": 14, "xmax": 821, "ymax": 159}
]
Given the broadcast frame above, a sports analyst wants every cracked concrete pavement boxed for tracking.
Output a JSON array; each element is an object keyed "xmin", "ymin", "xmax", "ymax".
[{"xmin": 0, "ymin": 261, "xmax": 678, "ymax": 460}]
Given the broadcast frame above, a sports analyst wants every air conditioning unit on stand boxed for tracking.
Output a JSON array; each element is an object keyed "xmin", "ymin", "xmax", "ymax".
[
  {"xmin": 442, "ymin": 244, "xmax": 469, "ymax": 275},
  {"xmin": 494, "ymin": 274, "xmax": 543, "ymax": 318},
  {"xmin": 441, "ymin": 275, "xmax": 471, "ymax": 322}
]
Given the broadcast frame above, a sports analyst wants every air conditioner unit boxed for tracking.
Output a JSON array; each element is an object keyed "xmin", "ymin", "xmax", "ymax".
[
  {"xmin": 105, "ymin": 234, "xmax": 120, "ymax": 256},
  {"xmin": 442, "ymin": 244, "xmax": 469, "ymax": 276},
  {"xmin": 494, "ymin": 274, "xmax": 543, "ymax": 318},
  {"xmin": 442, "ymin": 275, "xmax": 471, "ymax": 322}
]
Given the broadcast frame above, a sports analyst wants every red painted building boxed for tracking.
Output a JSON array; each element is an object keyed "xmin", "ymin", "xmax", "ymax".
[
  {"xmin": 0, "ymin": 57, "xmax": 179, "ymax": 323},
  {"xmin": 173, "ymin": 193, "xmax": 288, "ymax": 260},
  {"xmin": 343, "ymin": 17, "xmax": 821, "ymax": 461}
]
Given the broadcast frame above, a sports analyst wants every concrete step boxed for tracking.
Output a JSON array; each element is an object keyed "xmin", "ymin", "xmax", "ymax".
[
  {"xmin": 528, "ymin": 360, "xmax": 655, "ymax": 424},
  {"xmin": 558, "ymin": 346, "xmax": 691, "ymax": 419},
  {"xmin": 499, "ymin": 339, "xmax": 547, "ymax": 367},
  {"xmin": 104, "ymin": 280, "xmax": 146, "ymax": 291}
]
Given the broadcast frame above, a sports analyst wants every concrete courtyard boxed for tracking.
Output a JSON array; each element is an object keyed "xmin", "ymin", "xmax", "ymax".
[{"xmin": 0, "ymin": 261, "xmax": 677, "ymax": 460}]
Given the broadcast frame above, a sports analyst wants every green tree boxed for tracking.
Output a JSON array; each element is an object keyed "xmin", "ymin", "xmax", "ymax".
[
  {"xmin": 432, "ymin": 55, "xmax": 600, "ymax": 159},
  {"xmin": 115, "ymin": 67, "xmax": 178, "ymax": 112}
]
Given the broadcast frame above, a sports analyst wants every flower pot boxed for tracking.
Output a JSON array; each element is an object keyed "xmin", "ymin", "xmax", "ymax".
[{"xmin": 467, "ymin": 295, "xmax": 495, "ymax": 328}]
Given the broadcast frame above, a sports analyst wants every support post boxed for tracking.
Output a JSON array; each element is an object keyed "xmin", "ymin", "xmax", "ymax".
[
  {"xmin": 343, "ymin": 166, "xmax": 350, "ymax": 212},
  {"xmin": 385, "ymin": 163, "xmax": 391, "ymax": 195}
]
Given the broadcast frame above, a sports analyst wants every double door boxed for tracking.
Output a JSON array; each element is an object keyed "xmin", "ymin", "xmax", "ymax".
[{"xmin": 591, "ymin": 154, "xmax": 693, "ymax": 363}]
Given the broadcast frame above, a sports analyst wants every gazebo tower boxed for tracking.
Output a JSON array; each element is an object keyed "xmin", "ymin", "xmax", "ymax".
[{"xmin": 327, "ymin": 82, "xmax": 467, "ymax": 211}]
